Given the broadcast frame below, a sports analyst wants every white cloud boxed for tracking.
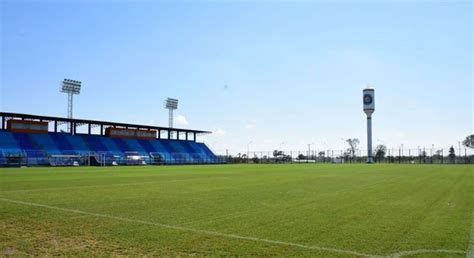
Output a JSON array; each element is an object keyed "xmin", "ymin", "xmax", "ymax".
[
  {"xmin": 214, "ymin": 128, "xmax": 226, "ymax": 136},
  {"xmin": 175, "ymin": 115, "xmax": 189, "ymax": 126}
]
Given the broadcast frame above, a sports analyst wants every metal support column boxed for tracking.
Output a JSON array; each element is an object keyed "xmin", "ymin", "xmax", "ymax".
[
  {"xmin": 367, "ymin": 116, "xmax": 373, "ymax": 163},
  {"xmin": 66, "ymin": 93, "xmax": 73, "ymax": 132}
]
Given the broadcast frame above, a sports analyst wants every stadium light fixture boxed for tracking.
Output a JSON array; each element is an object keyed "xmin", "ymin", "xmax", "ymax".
[
  {"xmin": 165, "ymin": 98, "xmax": 178, "ymax": 138},
  {"xmin": 61, "ymin": 79, "xmax": 82, "ymax": 132},
  {"xmin": 165, "ymin": 98, "xmax": 178, "ymax": 128}
]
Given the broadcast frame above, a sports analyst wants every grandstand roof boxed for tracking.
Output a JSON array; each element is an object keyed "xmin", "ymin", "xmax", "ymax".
[{"xmin": 0, "ymin": 112, "xmax": 211, "ymax": 136}]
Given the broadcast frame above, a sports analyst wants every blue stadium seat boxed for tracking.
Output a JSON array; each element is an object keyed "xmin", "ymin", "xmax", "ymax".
[
  {"xmin": 12, "ymin": 133, "xmax": 36, "ymax": 150},
  {"xmin": 0, "ymin": 151, "xmax": 6, "ymax": 165},
  {"xmin": 0, "ymin": 130, "xmax": 218, "ymax": 166},
  {"xmin": 0, "ymin": 131, "xmax": 22, "ymax": 152},
  {"xmin": 65, "ymin": 134, "xmax": 91, "ymax": 152},
  {"xmin": 29, "ymin": 134, "xmax": 61, "ymax": 154},
  {"xmin": 124, "ymin": 139, "xmax": 148, "ymax": 156},
  {"xmin": 148, "ymin": 140, "xmax": 176, "ymax": 164},
  {"xmin": 110, "ymin": 138, "xmax": 132, "ymax": 153},
  {"xmin": 49, "ymin": 133, "xmax": 75, "ymax": 154},
  {"xmin": 136, "ymin": 139, "xmax": 157, "ymax": 154},
  {"xmin": 82, "ymin": 135, "xmax": 109, "ymax": 153},
  {"xmin": 178, "ymin": 141, "xmax": 202, "ymax": 163}
]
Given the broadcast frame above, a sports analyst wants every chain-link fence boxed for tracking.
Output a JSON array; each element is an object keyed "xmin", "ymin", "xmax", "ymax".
[{"xmin": 216, "ymin": 147, "xmax": 474, "ymax": 164}]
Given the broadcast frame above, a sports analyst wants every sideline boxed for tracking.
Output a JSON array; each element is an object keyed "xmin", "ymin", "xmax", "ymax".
[
  {"xmin": 0, "ymin": 197, "xmax": 469, "ymax": 257},
  {"xmin": 0, "ymin": 197, "xmax": 375, "ymax": 257}
]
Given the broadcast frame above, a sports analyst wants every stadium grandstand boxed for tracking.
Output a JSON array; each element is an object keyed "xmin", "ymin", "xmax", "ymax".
[{"xmin": 0, "ymin": 112, "xmax": 220, "ymax": 167}]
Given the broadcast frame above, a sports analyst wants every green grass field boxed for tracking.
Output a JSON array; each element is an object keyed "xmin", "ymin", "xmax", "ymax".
[{"xmin": 0, "ymin": 164, "xmax": 472, "ymax": 257}]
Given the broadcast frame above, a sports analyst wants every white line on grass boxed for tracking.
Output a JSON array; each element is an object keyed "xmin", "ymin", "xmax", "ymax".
[
  {"xmin": 467, "ymin": 211, "xmax": 474, "ymax": 258},
  {"xmin": 0, "ymin": 197, "xmax": 374, "ymax": 257},
  {"xmin": 0, "ymin": 197, "xmax": 468, "ymax": 257},
  {"xmin": 389, "ymin": 249, "xmax": 467, "ymax": 258}
]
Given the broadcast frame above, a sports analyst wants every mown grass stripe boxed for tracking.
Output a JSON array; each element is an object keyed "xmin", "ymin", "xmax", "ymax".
[{"xmin": 0, "ymin": 197, "xmax": 375, "ymax": 257}]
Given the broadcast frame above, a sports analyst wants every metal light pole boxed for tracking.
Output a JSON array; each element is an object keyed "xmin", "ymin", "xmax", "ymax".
[
  {"xmin": 247, "ymin": 141, "xmax": 253, "ymax": 161},
  {"xmin": 458, "ymin": 141, "xmax": 461, "ymax": 156},
  {"xmin": 165, "ymin": 98, "xmax": 178, "ymax": 138},
  {"xmin": 363, "ymin": 88, "xmax": 375, "ymax": 163},
  {"xmin": 308, "ymin": 143, "xmax": 314, "ymax": 160},
  {"xmin": 61, "ymin": 79, "xmax": 82, "ymax": 132}
]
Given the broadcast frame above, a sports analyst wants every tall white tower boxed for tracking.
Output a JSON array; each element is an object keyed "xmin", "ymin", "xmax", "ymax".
[{"xmin": 363, "ymin": 88, "xmax": 375, "ymax": 163}]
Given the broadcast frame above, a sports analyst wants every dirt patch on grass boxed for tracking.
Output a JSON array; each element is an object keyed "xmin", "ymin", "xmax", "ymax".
[
  {"xmin": 0, "ymin": 218, "xmax": 103, "ymax": 255},
  {"xmin": 2, "ymin": 247, "xmax": 18, "ymax": 256}
]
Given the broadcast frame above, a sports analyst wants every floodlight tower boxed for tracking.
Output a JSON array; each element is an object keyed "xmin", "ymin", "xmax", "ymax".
[
  {"xmin": 363, "ymin": 88, "xmax": 375, "ymax": 163},
  {"xmin": 61, "ymin": 79, "xmax": 82, "ymax": 132},
  {"xmin": 165, "ymin": 98, "xmax": 178, "ymax": 137}
]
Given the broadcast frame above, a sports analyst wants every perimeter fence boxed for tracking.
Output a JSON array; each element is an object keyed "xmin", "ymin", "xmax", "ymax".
[{"xmin": 215, "ymin": 147, "xmax": 474, "ymax": 164}]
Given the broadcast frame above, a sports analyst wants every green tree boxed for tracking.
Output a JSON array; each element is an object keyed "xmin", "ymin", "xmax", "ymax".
[
  {"xmin": 448, "ymin": 146, "xmax": 456, "ymax": 163},
  {"xmin": 374, "ymin": 145, "xmax": 386, "ymax": 162},
  {"xmin": 462, "ymin": 134, "xmax": 474, "ymax": 148},
  {"xmin": 345, "ymin": 138, "xmax": 360, "ymax": 158},
  {"xmin": 273, "ymin": 150, "xmax": 283, "ymax": 158},
  {"xmin": 252, "ymin": 155, "xmax": 259, "ymax": 164}
]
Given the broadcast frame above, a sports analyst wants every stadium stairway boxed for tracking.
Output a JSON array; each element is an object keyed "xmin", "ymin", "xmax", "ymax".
[{"xmin": 0, "ymin": 130, "xmax": 219, "ymax": 166}]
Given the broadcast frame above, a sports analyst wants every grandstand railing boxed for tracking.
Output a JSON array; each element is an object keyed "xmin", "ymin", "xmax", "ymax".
[{"xmin": 0, "ymin": 149, "xmax": 227, "ymax": 167}]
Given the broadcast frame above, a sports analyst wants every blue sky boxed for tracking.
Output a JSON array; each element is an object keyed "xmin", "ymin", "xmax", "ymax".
[{"xmin": 1, "ymin": 0, "xmax": 472, "ymax": 154}]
